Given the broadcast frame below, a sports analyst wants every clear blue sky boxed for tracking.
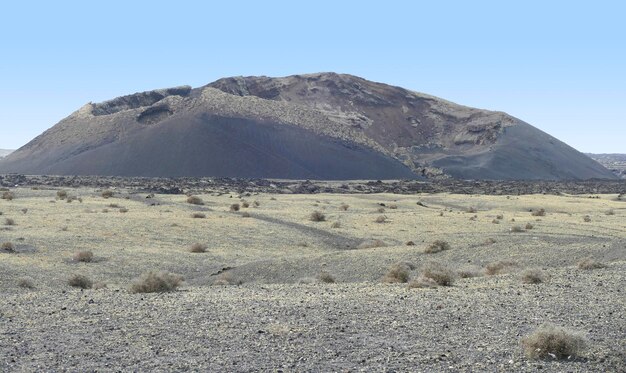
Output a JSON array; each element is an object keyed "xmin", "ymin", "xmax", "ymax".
[{"xmin": 1, "ymin": 0, "xmax": 624, "ymax": 153}]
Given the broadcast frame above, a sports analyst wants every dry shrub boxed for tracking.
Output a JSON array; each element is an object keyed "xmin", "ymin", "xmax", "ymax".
[
  {"xmin": 339, "ymin": 203, "xmax": 349, "ymax": 211},
  {"xmin": 583, "ymin": 215, "xmax": 591, "ymax": 222},
  {"xmin": 577, "ymin": 257, "xmax": 607, "ymax": 270},
  {"xmin": 101, "ymin": 190, "xmax": 114, "ymax": 199},
  {"xmin": 191, "ymin": 212, "xmax": 206, "ymax": 219},
  {"xmin": 521, "ymin": 268, "xmax": 546, "ymax": 284},
  {"xmin": 383, "ymin": 262, "xmax": 412, "ymax": 283},
  {"xmin": 130, "ymin": 271, "xmax": 183, "ymax": 293},
  {"xmin": 531, "ymin": 208, "xmax": 546, "ymax": 216},
  {"xmin": 330, "ymin": 221, "xmax": 341, "ymax": 228},
  {"xmin": 309, "ymin": 211, "xmax": 326, "ymax": 222},
  {"xmin": 241, "ymin": 201, "xmax": 250, "ymax": 208},
  {"xmin": 21, "ymin": 208, "xmax": 28, "ymax": 214},
  {"xmin": 187, "ymin": 196, "xmax": 204, "ymax": 205},
  {"xmin": 424, "ymin": 240, "xmax": 451, "ymax": 254},
  {"xmin": 241, "ymin": 211, "xmax": 251, "ymax": 218},
  {"xmin": 318, "ymin": 271, "xmax": 336, "ymax": 283},
  {"xmin": 496, "ymin": 214, "xmax": 504, "ymax": 220},
  {"xmin": 56, "ymin": 190, "xmax": 68, "ymax": 200},
  {"xmin": 485, "ymin": 260, "xmax": 518, "ymax": 275},
  {"xmin": 4, "ymin": 218, "xmax": 15, "ymax": 226},
  {"xmin": 108, "ymin": 203, "xmax": 120, "ymax": 208},
  {"xmin": 253, "ymin": 200, "xmax": 260, "ymax": 207},
  {"xmin": 189, "ymin": 243, "xmax": 207, "ymax": 253},
  {"xmin": 17, "ymin": 277, "xmax": 35, "ymax": 289},
  {"xmin": 357, "ymin": 239, "xmax": 386, "ymax": 249},
  {"xmin": 420, "ymin": 261, "xmax": 455, "ymax": 286},
  {"xmin": 377, "ymin": 207, "xmax": 385, "ymax": 213},
  {"xmin": 1, "ymin": 241, "xmax": 15, "ymax": 252},
  {"xmin": 406, "ymin": 241, "xmax": 415, "ymax": 246},
  {"xmin": 375, "ymin": 215, "xmax": 387, "ymax": 223},
  {"xmin": 73, "ymin": 250, "xmax": 94, "ymax": 263},
  {"xmin": 93, "ymin": 282, "xmax": 108, "ymax": 290},
  {"xmin": 297, "ymin": 277, "xmax": 317, "ymax": 284},
  {"xmin": 484, "ymin": 237, "xmax": 497, "ymax": 245},
  {"xmin": 68, "ymin": 274, "xmax": 93, "ymax": 289},
  {"xmin": 388, "ymin": 204, "xmax": 398, "ymax": 209},
  {"xmin": 492, "ymin": 219, "xmax": 500, "ymax": 224},
  {"xmin": 605, "ymin": 209, "xmax": 615, "ymax": 215},
  {"xmin": 119, "ymin": 208, "xmax": 128, "ymax": 213},
  {"xmin": 510, "ymin": 225, "xmax": 524, "ymax": 233},
  {"xmin": 2, "ymin": 191, "xmax": 14, "ymax": 200},
  {"xmin": 466, "ymin": 206, "xmax": 477, "ymax": 213},
  {"xmin": 230, "ymin": 203, "xmax": 240, "ymax": 212},
  {"xmin": 525, "ymin": 223, "xmax": 534, "ymax": 230},
  {"xmin": 407, "ymin": 276, "xmax": 439, "ymax": 289},
  {"xmin": 521, "ymin": 324, "xmax": 587, "ymax": 359}
]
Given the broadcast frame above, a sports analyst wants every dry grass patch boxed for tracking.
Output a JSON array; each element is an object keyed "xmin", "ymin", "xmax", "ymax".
[
  {"xmin": 457, "ymin": 266, "xmax": 482, "ymax": 279},
  {"xmin": 424, "ymin": 240, "xmax": 451, "ymax": 254},
  {"xmin": 191, "ymin": 212, "xmax": 206, "ymax": 219},
  {"xmin": 130, "ymin": 271, "xmax": 183, "ymax": 293},
  {"xmin": 356, "ymin": 239, "xmax": 386, "ymax": 249},
  {"xmin": 330, "ymin": 221, "xmax": 341, "ymax": 228},
  {"xmin": 1, "ymin": 191, "xmax": 15, "ymax": 200},
  {"xmin": 73, "ymin": 250, "xmax": 94, "ymax": 263},
  {"xmin": 309, "ymin": 211, "xmax": 326, "ymax": 222},
  {"xmin": 189, "ymin": 243, "xmax": 207, "ymax": 253},
  {"xmin": 521, "ymin": 324, "xmax": 587, "ymax": 360},
  {"xmin": 577, "ymin": 257, "xmax": 607, "ymax": 270},
  {"xmin": 213, "ymin": 272, "xmax": 243, "ymax": 286},
  {"xmin": 68, "ymin": 274, "xmax": 93, "ymax": 289},
  {"xmin": 485, "ymin": 260, "xmax": 518, "ymax": 275}
]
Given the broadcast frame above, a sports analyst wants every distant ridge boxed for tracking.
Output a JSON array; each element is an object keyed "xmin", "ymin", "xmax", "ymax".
[
  {"xmin": 0, "ymin": 149, "xmax": 14, "ymax": 159},
  {"xmin": 0, "ymin": 73, "xmax": 616, "ymax": 180}
]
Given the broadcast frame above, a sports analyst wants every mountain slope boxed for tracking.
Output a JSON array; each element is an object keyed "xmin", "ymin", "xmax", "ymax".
[{"xmin": 0, "ymin": 73, "xmax": 616, "ymax": 180}]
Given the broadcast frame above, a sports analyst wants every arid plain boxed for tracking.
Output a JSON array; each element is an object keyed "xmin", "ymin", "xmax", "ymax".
[{"xmin": 1, "ymin": 186, "xmax": 624, "ymax": 372}]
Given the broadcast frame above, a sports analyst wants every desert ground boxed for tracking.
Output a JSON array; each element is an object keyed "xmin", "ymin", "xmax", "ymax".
[{"xmin": 1, "ymin": 185, "xmax": 625, "ymax": 372}]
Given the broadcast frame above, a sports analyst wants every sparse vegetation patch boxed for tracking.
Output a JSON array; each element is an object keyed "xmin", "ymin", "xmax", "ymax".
[
  {"xmin": 130, "ymin": 271, "xmax": 183, "ymax": 293},
  {"xmin": 521, "ymin": 324, "xmax": 587, "ymax": 360}
]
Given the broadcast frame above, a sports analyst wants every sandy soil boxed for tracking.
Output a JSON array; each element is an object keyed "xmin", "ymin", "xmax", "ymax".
[{"xmin": 1, "ymin": 186, "xmax": 624, "ymax": 372}]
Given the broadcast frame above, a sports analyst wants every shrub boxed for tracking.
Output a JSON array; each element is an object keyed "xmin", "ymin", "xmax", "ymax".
[
  {"xmin": 521, "ymin": 324, "xmax": 587, "ymax": 359},
  {"xmin": 525, "ymin": 223, "xmax": 534, "ymax": 230},
  {"xmin": 424, "ymin": 240, "xmax": 451, "ymax": 254},
  {"xmin": 318, "ymin": 271, "xmax": 336, "ymax": 283},
  {"xmin": 130, "ymin": 271, "xmax": 183, "ymax": 293},
  {"xmin": 73, "ymin": 250, "xmax": 94, "ymax": 263},
  {"xmin": 485, "ymin": 260, "xmax": 518, "ymax": 275},
  {"xmin": 407, "ymin": 276, "xmax": 438, "ymax": 289},
  {"xmin": 406, "ymin": 241, "xmax": 415, "ymax": 246},
  {"xmin": 213, "ymin": 272, "xmax": 242, "ymax": 286},
  {"xmin": 17, "ymin": 277, "xmax": 35, "ymax": 289},
  {"xmin": 375, "ymin": 215, "xmax": 387, "ymax": 223},
  {"xmin": 484, "ymin": 237, "xmax": 497, "ymax": 245},
  {"xmin": 253, "ymin": 200, "xmax": 260, "ymax": 207},
  {"xmin": 68, "ymin": 274, "xmax": 93, "ymax": 289},
  {"xmin": 377, "ymin": 207, "xmax": 385, "ymax": 213},
  {"xmin": 577, "ymin": 257, "xmax": 606, "ymax": 270},
  {"xmin": 467, "ymin": 206, "xmax": 477, "ymax": 213},
  {"xmin": 191, "ymin": 212, "xmax": 206, "ymax": 219},
  {"xmin": 383, "ymin": 262, "xmax": 412, "ymax": 283},
  {"xmin": 496, "ymin": 214, "xmax": 504, "ymax": 220},
  {"xmin": 1, "ymin": 191, "xmax": 14, "ymax": 200},
  {"xmin": 330, "ymin": 221, "xmax": 341, "ymax": 228},
  {"xmin": 510, "ymin": 225, "xmax": 524, "ymax": 233},
  {"xmin": 492, "ymin": 219, "xmax": 500, "ymax": 224},
  {"xmin": 583, "ymin": 215, "xmax": 591, "ymax": 222},
  {"xmin": 531, "ymin": 208, "xmax": 546, "ymax": 216},
  {"xmin": 457, "ymin": 266, "xmax": 482, "ymax": 278},
  {"xmin": 521, "ymin": 268, "xmax": 546, "ymax": 284},
  {"xmin": 241, "ymin": 211, "xmax": 251, "ymax": 218},
  {"xmin": 1, "ymin": 241, "xmax": 15, "ymax": 252},
  {"xmin": 388, "ymin": 204, "xmax": 398, "ymax": 209},
  {"xmin": 119, "ymin": 208, "xmax": 128, "ymax": 213},
  {"xmin": 241, "ymin": 201, "xmax": 250, "ymax": 208},
  {"xmin": 420, "ymin": 261, "xmax": 455, "ymax": 286},
  {"xmin": 4, "ymin": 218, "xmax": 15, "ymax": 226},
  {"xmin": 101, "ymin": 190, "xmax": 114, "ymax": 199},
  {"xmin": 339, "ymin": 203, "xmax": 349, "ymax": 211},
  {"xmin": 57, "ymin": 190, "xmax": 68, "ymax": 200},
  {"xmin": 605, "ymin": 209, "xmax": 615, "ymax": 215},
  {"xmin": 309, "ymin": 211, "xmax": 326, "ymax": 222},
  {"xmin": 190, "ymin": 243, "xmax": 207, "ymax": 253},
  {"xmin": 230, "ymin": 203, "xmax": 240, "ymax": 212}
]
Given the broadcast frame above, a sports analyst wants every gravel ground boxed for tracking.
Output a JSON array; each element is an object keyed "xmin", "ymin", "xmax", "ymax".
[{"xmin": 1, "ymin": 263, "xmax": 624, "ymax": 372}]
